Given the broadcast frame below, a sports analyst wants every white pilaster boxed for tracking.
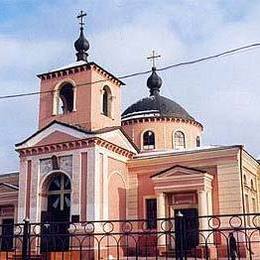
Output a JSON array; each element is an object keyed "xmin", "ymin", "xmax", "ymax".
[
  {"xmin": 94, "ymin": 150, "xmax": 100, "ymax": 220},
  {"xmin": 17, "ymin": 158, "xmax": 27, "ymax": 223},
  {"xmin": 198, "ymin": 190, "xmax": 213, "ymax": 244},
  {"xmin": 157, "ymin": 193, "xmax": 166, "ymax": 218},
  {"xmin": 30, "ymin": 159, "xmax": 40, "ymax": 222},
  {"xmin": 207, "ymin": 190, "xmax": 213, "ymax": 216},
  {"xmin": 103, "ymin": 154, "xmax": 109, "ymax": 220},
  {"xmin": 71, "ymin": 152, "xmax": 81, "ymax": 217},
  {"xmin": 86, "ymin": 148, "xmax": 95, "ymax": 220},
  {"xmin": 157, "ymin": 193, "xmax": 166, "ymax": 246}
]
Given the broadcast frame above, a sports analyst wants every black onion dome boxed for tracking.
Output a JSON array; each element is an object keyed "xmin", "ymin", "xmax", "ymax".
[
  {"xmin": 147, "ymin": 67, "xmax": 162, "ymax": 96},
  {"xmin": 74, "ymin": 28, "xmax": 90, "ymax": 61},
  {"xmin": 74, "ymin": 28, "xmax": 89, "ymax": 51},
  {"xmin": 122, "ymin": 95, "xmax": 195, "ymax": 121}
]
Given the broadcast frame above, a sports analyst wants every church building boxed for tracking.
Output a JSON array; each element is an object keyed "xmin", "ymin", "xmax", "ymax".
[{"xmin": 0, "ymin": 12, "xmax": 259, "ymax": 258}]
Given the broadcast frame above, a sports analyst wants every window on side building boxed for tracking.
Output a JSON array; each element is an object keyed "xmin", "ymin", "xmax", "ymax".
[
  {"xmin": 252, "ymin": 198, "xmax": 257, "ymax": 213},
  {"xmin": 196, "ymin": 136, "xmax": 201, "ymax": 147},
  {"xmin": 243, "ymin": 175, "xmax": 247, "ymax": 186},
  {"xmin": 250, "ymin": 179, "xmax": 254, "ymax": 190}
]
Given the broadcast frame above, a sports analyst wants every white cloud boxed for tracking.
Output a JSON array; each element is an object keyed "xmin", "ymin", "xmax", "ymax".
[{"xmin": 0, "ymin": 36, "xmax": 70, "ymax": 72}]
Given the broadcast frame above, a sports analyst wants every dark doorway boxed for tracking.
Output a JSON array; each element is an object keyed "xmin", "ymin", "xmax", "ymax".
[
  {"xmin": 174, "ymin": 208, "xmax": 199, "ymax": 256},
  {"xmin": 1, "ymin": 219, "xmax": 14, "ymax": 251},
  {"xmin": 41, "ymin": 173, "xmax": 71, "ymax": 252}
]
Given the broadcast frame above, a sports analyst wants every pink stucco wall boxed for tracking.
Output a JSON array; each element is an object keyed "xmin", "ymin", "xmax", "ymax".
[
  {"xmin": 108, "ymin": 157, "xmax": 127, "ymax": 220},
  {"xmin": 38, "ymin": 67, "xmax": 122, "ymax": 131}
]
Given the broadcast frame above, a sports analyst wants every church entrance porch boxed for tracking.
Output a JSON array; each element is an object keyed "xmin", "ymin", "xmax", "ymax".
[
  {"xmin": 40, "ymin": 173, "xmax": 71, "ymax": 252},
  {"xmin": 152, "ymin": 165, "xmax": 214, "ymax": 257}
]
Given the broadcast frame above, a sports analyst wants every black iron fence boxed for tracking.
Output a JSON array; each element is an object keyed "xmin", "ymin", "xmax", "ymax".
[{"xmin": 0, "ymin": 213, "xmax": 259, "ymax": 259}]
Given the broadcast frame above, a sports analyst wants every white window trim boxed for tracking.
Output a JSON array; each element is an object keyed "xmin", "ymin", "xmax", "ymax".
[
  {"xmin": 101, "ymin": 85, "xmax": 113, "ymax": 118},
  {"xmin": 141, "ymin": 129, "xmax": 156, "ymax": 151},
  {"xmin": 143, "ymin": 195, "xmax": 157, "ymax": 220},
  {"xmin": 52, "ymin": 79, "xmax": 77, "ymax": 115},
  {"xmin": 173, "ymin": 130, "xmax": 186, "ymax": 150}
]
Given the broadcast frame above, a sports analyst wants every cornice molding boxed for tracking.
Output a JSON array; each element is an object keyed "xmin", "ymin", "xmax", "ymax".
[
  {"xmin": 16, "ymin": 137, "xmax": 134, "ymax": 159},
  {"xmin": 37, "ymin": 62, "xmax": 123, "ymax": 86},
  {"xmin": 122, "ymin": 116, "xmax": 203, "ymax": 130}
]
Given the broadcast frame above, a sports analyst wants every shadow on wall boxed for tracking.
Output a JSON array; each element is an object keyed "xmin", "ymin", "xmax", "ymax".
[{"xmin": 108, "ymin": 173, "xmax": 126, "ymax": 220}]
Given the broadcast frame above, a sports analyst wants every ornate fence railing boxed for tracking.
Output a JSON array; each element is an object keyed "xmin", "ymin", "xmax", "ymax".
[{"xmin": 0, "ymin": 213, "xmax": 259, "ymax": 259}]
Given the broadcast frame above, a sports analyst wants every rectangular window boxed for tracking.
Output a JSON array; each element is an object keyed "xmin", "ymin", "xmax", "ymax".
[
  {"xmin": 252, "ymin": 198, "xmax": 256, "ymax": 213},
  {"xmin": 245, "ymin": 194, "xmax": 250, "ymax": 225},
  {"xmin": 146, "ymin": 198, "xmax": 157, "ymax": 229}
]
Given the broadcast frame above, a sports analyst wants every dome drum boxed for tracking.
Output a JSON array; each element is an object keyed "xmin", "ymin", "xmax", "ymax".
[
  {"xmin": 122, "ymin": 117, "xmax": 202, "ymax": 151},
  {"xmin": 121, "ymin": 66, "xmax": 203, "ymax": 151},
  {"xmin": 122, "ymin": 116, "xmax": 203, "ymax": 129}
]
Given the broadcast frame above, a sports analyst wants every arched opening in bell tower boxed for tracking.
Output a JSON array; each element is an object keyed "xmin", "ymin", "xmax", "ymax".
[
  {"xmin": 102, "ymin": 85, "xmax": 112, "ymax": 117},
  {"xmin": 58, "ymin": 83, "xmax": 74, "ymax": 114}
]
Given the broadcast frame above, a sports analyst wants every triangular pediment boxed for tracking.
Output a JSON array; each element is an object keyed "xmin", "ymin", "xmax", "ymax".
[
  {"xmin": 151, "ymin": 165, "xmax": 206, "ymax": 179},
  {"xmin": 0, "ymin": 183, "xmax": 19, "ymax": 192},
  {"xmin": 16, "ymin": 121, "xmax": 92, "ymax": 149},
  {"xmin": 34, "ymin": 131, "xmax": 80, "ymax": 146},
  {"xmin": 97, "ymin": 129, "xmax": 138, "ymax": 154}
]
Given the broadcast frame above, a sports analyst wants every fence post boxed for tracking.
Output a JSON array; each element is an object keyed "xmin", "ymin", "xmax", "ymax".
[{"xmin": 22, "ymin": 218, "xmax": 30, "ymax": 260}]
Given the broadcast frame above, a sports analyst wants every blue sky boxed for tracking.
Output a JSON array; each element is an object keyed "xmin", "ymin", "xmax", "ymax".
[{"xmin": 1, "ymin": 0, "xmax": 260, "ymax": 172}]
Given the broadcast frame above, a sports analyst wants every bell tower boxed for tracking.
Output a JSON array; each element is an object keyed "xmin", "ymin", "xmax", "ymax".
[{"xmin": 37, "ymin": 11, "xmax": 124, "ymax": 130}]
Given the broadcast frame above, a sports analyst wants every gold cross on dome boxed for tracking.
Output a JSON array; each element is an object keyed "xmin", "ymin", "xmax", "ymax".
[
  {"xmin": 77, "ymin": 10, "xmax": 87, "ymax": 27},
  {"xmin": 147, "ymin": 50, "xmax": 161, "ymax": 68}
]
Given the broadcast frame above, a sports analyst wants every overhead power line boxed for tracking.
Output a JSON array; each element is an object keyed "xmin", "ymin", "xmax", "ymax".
[{"xmin": 1, "ymin": 42, "xmax": 260, "ymax": 101}]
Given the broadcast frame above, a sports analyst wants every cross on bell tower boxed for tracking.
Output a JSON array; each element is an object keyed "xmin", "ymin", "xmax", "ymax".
[
  {"xmin": 147, "ymin": 50, "xmax": 161, "ymax": 69},
  {"xmin": 74, "ymin": 10, "xmax": 90, "ymax": 62}
]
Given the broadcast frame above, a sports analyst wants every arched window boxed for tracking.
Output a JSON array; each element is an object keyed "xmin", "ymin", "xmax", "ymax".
[
  {"xmin": 251, "ymin": 179, "xmax": 254, "ymax": 190},
  {"xmin": 196, "ymin": 136, "xmax": 201, "ymax": 147},
  {"xmin": 58, "ymin": 83, "xmax": 74, "ymax": 114},
  {"xmin": 48, "ymin": 174, "xmax": 71, "ymax": 212},
  {"xmin": 243, "ymin": 175, "xmax": 247, "ymax": 186},
  {"xmin": 102, "ymin": 86, "xmax": 112, "ymax": 117},
  {"xmin": 174, "ymin": 131, "xmax": 186, "ymax": 150},
  {"xmin": 143, "ymin": 131, "xmax": 155, "ymax": 150},
  {"xmin": 43, "ymin": 173, "xmax": 71, "ymax": 251}
]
